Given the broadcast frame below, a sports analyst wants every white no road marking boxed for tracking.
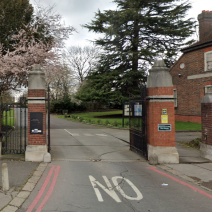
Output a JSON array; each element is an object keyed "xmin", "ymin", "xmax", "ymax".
[
  {"xmin": 112, "ymin": 176, "xmax": 143, "ymax": 201},
  {"xmin": 89, "ymin": 175, "xmax": 143, "ymax": 202},
  {"xmin": 89, "ymin": 176, "xmax": 121, "ymax": 202}
]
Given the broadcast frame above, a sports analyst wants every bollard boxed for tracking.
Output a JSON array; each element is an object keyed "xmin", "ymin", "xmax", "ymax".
[{"xmin": 2, "ymin": 163, "xmax": 9, "ymax": 191}]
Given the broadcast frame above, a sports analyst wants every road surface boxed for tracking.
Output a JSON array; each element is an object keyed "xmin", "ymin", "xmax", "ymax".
[{"xmin": 17, "ymin": 116, "xmax": 212, "ymax": 212}]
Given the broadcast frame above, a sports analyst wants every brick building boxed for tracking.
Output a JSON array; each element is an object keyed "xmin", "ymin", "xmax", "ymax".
[{"xmin": 170, "ymin": 10, "xmax": 212, "ymax": 124}]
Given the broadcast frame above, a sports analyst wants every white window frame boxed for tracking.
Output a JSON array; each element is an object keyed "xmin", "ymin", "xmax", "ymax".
[
  {"xmin": 205, "ymin": 85, "xmax": 212, "ymax": 94},
  {"xmin": 204, "ymin": 51, "xmax": 212, "ymax": 71}
]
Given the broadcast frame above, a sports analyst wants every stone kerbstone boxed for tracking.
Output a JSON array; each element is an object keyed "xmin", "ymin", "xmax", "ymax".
[
  {"xmin": 1, "ymin": 205, "xmax": 18, "ymax": 212},
  {"xmin": 10, "ymin": 197, "xmax": 25, "ymax": 207},
  {"xmin": 22, "ymin": 182, "xmax": 36, "ymax": 192}
]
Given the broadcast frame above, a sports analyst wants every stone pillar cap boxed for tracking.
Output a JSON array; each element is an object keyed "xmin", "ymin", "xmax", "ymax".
[
  {"xmin": 150, "ymin": 60, "xmax": 169, "ymax": 72},
  {"xmin": 28, "ymin": 64, "xmax": 45, "ymax": 89},
  {"xmin": 30, "ymin": 64, "xmax": 45, "ymax": 75},
  {"xmin": 147, "ymin": 59, "xmax": 173, "ymax": 88}
]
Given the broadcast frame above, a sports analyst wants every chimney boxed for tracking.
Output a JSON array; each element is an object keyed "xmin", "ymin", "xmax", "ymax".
[{"xmin": 198, "ymin": 11, "xmax": 212, "ymax": 41}]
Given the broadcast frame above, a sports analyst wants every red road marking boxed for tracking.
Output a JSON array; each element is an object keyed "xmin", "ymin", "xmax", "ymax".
[
  {"xmin": 27, "ymin": 165, "xmax": 61, "ymax": 212},
  {"xmin": 36, "ymin": 166, "xmax": 61, "ymax": 212},
  {"xmin": 146, "ymin": 167, "xmax": 212, "ymax": 199}
]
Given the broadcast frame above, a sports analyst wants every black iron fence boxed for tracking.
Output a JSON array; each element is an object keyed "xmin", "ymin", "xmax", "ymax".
[{"xmin": 1, "ymin": 97, "xmax": 27, "ymax": 154}]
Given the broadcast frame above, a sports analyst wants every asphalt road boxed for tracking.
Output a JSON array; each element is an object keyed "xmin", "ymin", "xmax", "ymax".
[{"xmin": 17, "ymin": 116, "xmax": 212, "ymax": 212}]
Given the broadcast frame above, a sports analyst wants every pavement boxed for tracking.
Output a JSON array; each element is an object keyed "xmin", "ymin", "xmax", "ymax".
[{"xmin": 0, "ymin": 129, "xmax": 212, "ymax": 211}]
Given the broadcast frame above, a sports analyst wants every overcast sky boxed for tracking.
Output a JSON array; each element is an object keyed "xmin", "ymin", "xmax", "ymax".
[{"xmin": 29, "ymin": 0, "xmax": 211, "ymax": 48}]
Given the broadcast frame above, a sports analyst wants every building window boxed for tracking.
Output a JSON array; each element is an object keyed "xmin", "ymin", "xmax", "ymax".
[
  {"xmin": 174, "ymin": 89, "xmax": 177, "ymax": 108},
  {"xmin": 205, "ymin": 51, "xmax": 212, "ymax": 71},
  {"xmin": 205, "ymin": 85, "xmax": 212, "ymax": 94}
]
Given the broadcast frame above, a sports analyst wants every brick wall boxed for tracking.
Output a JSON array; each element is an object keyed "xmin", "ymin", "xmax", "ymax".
[
  {"xmin": 28, "ymin": 89, "xmax": 45, "ymax": 97},
  {"xmin": 147, "ymin": 87, "xmax": 175, "ymax": 147},
  {"xmin": 169, "ymin": 10, "xmax": 212, "ymax": 124},
  {"xmin": 175, "ymin": 115, "xmax": 201, "ymax": 123},
  {"xmin": 147, "ymin": 101, "xmax": 175, "ymax": 147},
  {"xmin": 170, "ymin": 47, "xmax": 212, "ymax": 123},
  {"xmin": 28, "ymin": 89, "xmax": 46, "ymax": 146}
]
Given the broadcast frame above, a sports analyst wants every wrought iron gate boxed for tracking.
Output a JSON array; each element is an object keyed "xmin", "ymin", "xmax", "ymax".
[
  {"xmin": 129, "ymin": 86, "xmax": 147, "ymax": 159},
  {"xmin": 1, "ymin": 97, "xmax": 27, "ymax": 154}
]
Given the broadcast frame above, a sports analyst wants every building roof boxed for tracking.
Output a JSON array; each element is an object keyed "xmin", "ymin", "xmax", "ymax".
[{"xmin": 181, "ymin": 32, "xmax": 212, "ymax": 53}]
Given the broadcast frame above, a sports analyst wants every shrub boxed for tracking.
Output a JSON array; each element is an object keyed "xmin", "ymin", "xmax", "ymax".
[
  {"xmin": 105, "ymin": 120, "xmax": 110, "ymax": 125},
  {"xmin": 113, "ymin": 121, "xmax": 118, "ymax": 127},
  {"xmin": 78, "ymin": 117, "xmax": 84, "ymax": 122},
  {"xmin": 72, "ymin": 115, "xmax": 77, "ymax": 119}
]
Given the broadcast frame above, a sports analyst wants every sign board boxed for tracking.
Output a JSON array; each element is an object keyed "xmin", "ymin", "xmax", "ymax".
[
  {"xmin": 162, "ymin": 109, "xmax": 167, "ymax": 115},
  {"xmin": 124, "ymin": 103, "xmax": 129, "ymax": 116},
  {"xmin": 134, "ymin": 103, "xmax": 142, "ymax": 116},
  {"xmin": 161, "ymin": 115, "xmax": 168, "ymax": 123},
  {"xmin": 158, "ymin": 124, "xmax": 171, "ymax": 131},
  {"xmin": 30, "ymin": 112, "xmax": 43, "ymax": 134}
]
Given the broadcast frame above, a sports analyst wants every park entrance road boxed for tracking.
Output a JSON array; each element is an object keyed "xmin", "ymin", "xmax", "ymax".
[{"xmin": 18, "ymin": 116, "xmax": 212, "ymax": 212}]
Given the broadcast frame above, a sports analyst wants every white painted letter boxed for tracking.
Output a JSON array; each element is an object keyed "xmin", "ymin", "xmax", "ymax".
[
  {"xmin": 112, "ymin": 177, "xmax": 143, "ymax": 200},
  {"xmin": 89, "ymin": 175, "xmax": 121, "ymax": 202}
]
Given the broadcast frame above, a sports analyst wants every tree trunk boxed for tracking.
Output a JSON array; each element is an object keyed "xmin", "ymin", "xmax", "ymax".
[{"xmin": 130, "ymin": 17, "xmax": 139, "ymax": 95}]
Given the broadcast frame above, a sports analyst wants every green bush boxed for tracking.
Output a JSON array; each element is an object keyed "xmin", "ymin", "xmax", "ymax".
[
  {"xmin": 113, "ymin": 121, "xmax": 118, "ymax": 127},
  {"xmin": 79, "ymin": 117, "xmax": 84, "ymax": 122},
  {"xmin": 105, "ymin": 120, "xmax": 110, "ymax": 125},
  {"xmin": 50, "ymin": 95, "xmax": 86, "ymax": 113}
]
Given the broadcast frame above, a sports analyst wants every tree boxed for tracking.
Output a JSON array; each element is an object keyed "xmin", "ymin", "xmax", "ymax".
[
  {"xmin": 0, "ymin": 0, "xmax": 33, "ymax": 55},
  {"xmin": 64, "ymin": 46, "xmax": 100, "ymax": 86},
  {"xmin": 83, "ymin": 0, "xmax": 196, "ymax": 100},
  {"xmin": 47, "ymin": 63, "xmax": 75, "ymax": 100},
  {"xmin": 0, "ymin": 3, "xmax": 75, "ymax": 94}
]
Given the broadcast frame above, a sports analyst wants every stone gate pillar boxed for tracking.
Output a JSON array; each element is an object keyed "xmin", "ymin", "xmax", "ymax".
[
  {"xmin": 200, "ymin": 90, "xmax": 212, "ymax": 160},
  {"xmin": 25, "ymin": 64, "xmax": 48, "ymax": 162},
  {"xmin": 146, "ymin": 60, "xmax": 179, "ymax": 164}
]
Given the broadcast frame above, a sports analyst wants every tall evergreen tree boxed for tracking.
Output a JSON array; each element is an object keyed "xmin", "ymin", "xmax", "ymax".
[{"xmin": 83, "ymin": 0, "xmax": 196, "ymax": 100}]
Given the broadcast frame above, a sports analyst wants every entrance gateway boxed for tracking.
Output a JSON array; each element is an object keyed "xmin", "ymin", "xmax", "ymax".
[
  {"xmin": 0, "ymin": 65, "xmax": 51, "ymax": 159},
  {"xmin": 129, "ymin": 60, "xmax": 179, "ymax": 164}
]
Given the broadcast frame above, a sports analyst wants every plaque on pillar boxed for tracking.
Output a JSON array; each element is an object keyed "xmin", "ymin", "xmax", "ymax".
[{"xmin": 30, "ymin": 112, "xmax": 43, "ymax": 134}]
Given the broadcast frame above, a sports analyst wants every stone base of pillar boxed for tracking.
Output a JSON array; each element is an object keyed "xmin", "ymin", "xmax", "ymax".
[
  {"xmin": 148, "ymin": 145, "xmax": 179, "ymax": 164},
  {"xmin": 200, "ymin": 143, "xmax": 212, "ymax": 160},
  {"xmin": 25, "ymin": 145, "xmax": 48, "ymax": 162}
]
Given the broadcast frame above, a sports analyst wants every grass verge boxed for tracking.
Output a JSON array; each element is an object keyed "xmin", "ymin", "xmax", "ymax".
[
  {"xmin": 56, "ymin": 110, "xmax": 129, "ymax": 128},
  {"xmin": 56, "ymin": 111, "xmax": 202, "ymax": 131},
  {"xmin": 175, "ymin": 121, "xmax": 201, "ymax": 131}
]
